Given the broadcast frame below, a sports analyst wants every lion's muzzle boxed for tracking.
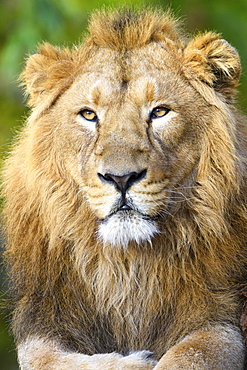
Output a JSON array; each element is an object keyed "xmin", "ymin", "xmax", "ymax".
[
  {"xmin": 96, "ymin": 169, "xmax": 159, "ymax": 247},
  {"xmin": 98, "ymin": 169, "xmax": 147, "ymax": 210}
]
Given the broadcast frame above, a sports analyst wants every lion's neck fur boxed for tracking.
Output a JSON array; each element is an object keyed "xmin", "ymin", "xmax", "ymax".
[{"xmin": 70, "ymin": 205, "xmax": 245, "ymax": 353}]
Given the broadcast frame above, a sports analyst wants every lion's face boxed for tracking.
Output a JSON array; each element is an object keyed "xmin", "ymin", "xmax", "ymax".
[
  {"xmin": 18, "ymin": 10, "xmax": 241, "ymax": 249},
  {"xmin": 50, "ymin": 43, "xmax": 208, "ymax": 247}
]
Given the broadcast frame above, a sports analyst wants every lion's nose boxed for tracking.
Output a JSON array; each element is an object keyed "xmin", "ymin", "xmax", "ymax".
[{"xmin": 98, "ymin": 170, "xmax": 147, "ymax": 193}]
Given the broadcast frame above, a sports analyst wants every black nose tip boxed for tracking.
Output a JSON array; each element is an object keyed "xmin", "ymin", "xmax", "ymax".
[{"xmin": 98, "ymin": 170, "xmax": 146, "ymax": 193}]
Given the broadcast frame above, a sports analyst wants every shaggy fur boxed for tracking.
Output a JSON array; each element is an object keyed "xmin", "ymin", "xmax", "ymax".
[{"xmin": 2, "ymin": 8, "xmax": 247, "ymax": 369}]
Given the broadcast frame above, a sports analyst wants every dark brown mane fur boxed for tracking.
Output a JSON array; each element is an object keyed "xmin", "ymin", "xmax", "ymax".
[{"xmin": 87, "ymin": 8, "xmax": 184, "ymax": 50}]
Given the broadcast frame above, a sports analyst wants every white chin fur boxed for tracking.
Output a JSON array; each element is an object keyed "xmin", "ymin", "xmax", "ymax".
[{"xmin": 97, "ymin": 212, "xmax": 159, "ymax": 248}]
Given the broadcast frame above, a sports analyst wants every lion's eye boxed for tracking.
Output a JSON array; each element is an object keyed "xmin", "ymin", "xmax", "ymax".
[
  {"xmin": 79, "ymin": 109, "xmax": 98, "ymax": 122},
  {"xmin": 150, "ymin": 107, "xmax": 170, "ymax": 119}
]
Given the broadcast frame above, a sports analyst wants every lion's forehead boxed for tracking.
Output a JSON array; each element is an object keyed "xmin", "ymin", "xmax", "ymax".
[
  {"xmin": 71, "ymin": 67, "xmax": 184, "ymax": 109},
  {"xmin": 76, "ymin": 74, "xmax": 160, "ymax": 104},
  {"xmin": 68, "ymin": 44, "xmax": 184, "ymax": 107}
]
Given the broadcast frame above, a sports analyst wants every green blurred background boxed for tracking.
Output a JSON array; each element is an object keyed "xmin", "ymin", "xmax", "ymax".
[{"xmin": 0, "ymin": 0, "xmax": 247, "ymax": 369}]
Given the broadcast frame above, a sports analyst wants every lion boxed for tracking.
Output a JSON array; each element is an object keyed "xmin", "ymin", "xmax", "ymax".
[{"xmin": 2, "ymin": 7, "xmax": 247, "ymax": 369}]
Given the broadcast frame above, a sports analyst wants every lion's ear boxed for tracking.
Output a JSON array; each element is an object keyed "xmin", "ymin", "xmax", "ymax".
[
  {"xmin": 21, "ymin": 43, "xmax": 76, "ymax": 107},
  {"xmin": 184, "ymin": 32, "xmax": 241, "ymax": 97}
]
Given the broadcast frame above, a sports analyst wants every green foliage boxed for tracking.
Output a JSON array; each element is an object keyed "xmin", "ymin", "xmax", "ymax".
[{"xmin": 0, "ymin": 0, "xmax": 247, "ymax": 368}]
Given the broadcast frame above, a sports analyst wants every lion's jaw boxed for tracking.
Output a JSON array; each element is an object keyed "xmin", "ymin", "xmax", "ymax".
[{"xmin": 98, "ymin": 210, "xmax": 159, "ymax": 248}]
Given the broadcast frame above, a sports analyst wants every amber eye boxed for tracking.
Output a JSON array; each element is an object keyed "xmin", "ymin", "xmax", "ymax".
[
  {"xmin": 150, "ymin": 106, "xmax": 170, "ymax": 119},
  {"xmin": 79, "ymin": 109, "xmax": 98, "ymax": 122}
]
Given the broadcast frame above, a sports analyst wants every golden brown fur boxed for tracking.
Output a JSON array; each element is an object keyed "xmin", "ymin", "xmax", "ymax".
[{"xmin": 2, "ymin": 8, "xmax": 247, "ymax": 369}]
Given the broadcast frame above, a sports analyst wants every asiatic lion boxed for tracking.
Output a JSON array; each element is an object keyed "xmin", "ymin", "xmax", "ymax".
[{"xmin": 2, "ymin": 7, "xmax": 247, "ymax": 370}]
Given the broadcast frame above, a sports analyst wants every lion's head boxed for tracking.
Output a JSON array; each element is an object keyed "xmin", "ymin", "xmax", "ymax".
[{"xmin": 17, "ymin": 9, "xmax": 243, "ymax": 252}]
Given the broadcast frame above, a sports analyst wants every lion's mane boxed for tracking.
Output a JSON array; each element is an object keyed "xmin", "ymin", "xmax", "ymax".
[{"xmin": 2, "ymin": 8, "xmax": 247, "ymax": 358}]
